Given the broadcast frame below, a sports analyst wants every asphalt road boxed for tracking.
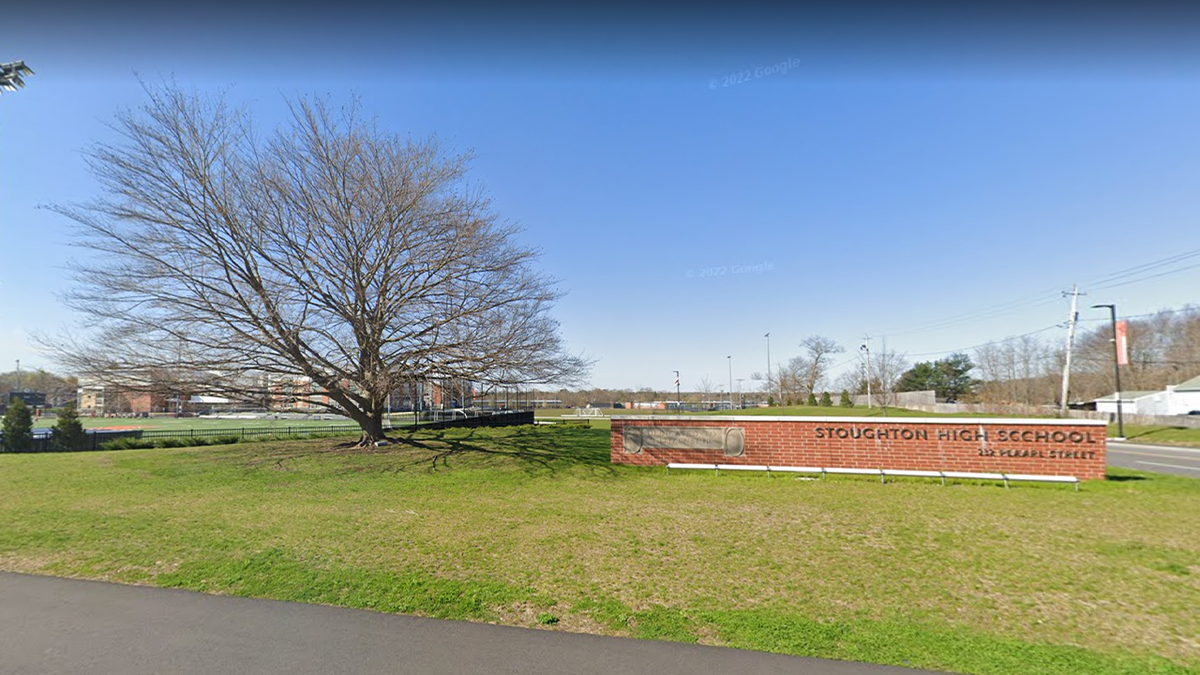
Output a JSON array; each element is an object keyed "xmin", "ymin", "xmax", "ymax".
[
  {"xmin": 0, "ymin": 572, "xmax": 933, "ymax": 675},
  {"xmin": 1108, "ymin": 441, "xmax": 1200, "ymax": 478}
]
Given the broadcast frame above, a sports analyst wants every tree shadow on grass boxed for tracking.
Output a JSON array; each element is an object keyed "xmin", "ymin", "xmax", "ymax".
[
  {"xmin": 1105, "ymin": 473, "xmax": 1146, "ymax": 482},
  {"xmin": 217, "ymin": 425, "xmax": 617, "ymax": 479},
  {"xmin": 386, "ymin": 426, "xmax": 616, "ymax": 476}
]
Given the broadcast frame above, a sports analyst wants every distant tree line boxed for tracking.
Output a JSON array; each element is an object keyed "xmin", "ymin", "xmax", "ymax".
[
  {"xmin": 974, "ymin": 306, "xmax": 1200, "ymax": 406},
  {"xmin": 0, "ymin": 369, "xmax": 78, "ymax": 408}
]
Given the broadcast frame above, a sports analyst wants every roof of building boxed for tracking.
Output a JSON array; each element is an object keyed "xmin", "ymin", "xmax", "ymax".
[
  {"xmin": 1175, "ymin": 374, "xmax": 1200, "ymax": 392},
  {"xmin": 1093, "ymin": 391, "xmax": 1159, "ymax": 402}
]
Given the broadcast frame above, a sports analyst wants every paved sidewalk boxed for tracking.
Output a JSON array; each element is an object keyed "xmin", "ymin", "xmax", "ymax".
[{"xmin": 0, "ymin": 572, "xmax": 934, "ymax": 675}]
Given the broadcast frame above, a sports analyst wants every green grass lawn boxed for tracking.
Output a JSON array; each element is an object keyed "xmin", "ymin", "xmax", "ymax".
[
  {"xmin": 705, "ymin": 404, "xmax": 952, "ymax": 417},
  {"xmin": 1117, "ymin": 424, "xmax": 1200, "ymax": 448},
  {"xmin": 715, "ymin": 404, "xmax": 1060, "ymax": 419},
  {"xmin": 536, "ymin": 405, "xmax": 960, "ymax": 419},
  {"xmin": 537, "ymin": 405, "xmax": 1049, "ymax": 432},
  {"xmin": 1, "ymin": 426, "xmax": 1197, "ymax": 675}
]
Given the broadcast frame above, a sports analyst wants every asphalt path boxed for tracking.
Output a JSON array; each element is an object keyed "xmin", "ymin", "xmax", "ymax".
[
  {"xmin": 0, "ymin": 572, "xmax": 934, "ymax": 675},
  {"xmin": 1108, "ymin": 441, "xmax": 1200, "ymax": 478}
]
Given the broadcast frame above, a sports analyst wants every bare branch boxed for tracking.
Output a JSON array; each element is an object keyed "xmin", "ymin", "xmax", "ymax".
[{"xmin": 44, "ymin": 83, "xmax": 590, "ymax": 444}]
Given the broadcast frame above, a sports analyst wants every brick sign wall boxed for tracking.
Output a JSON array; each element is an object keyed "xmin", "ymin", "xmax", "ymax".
[{"xmin": 611, "ymin": 416, "xmax": 1107, "ymax": 480}]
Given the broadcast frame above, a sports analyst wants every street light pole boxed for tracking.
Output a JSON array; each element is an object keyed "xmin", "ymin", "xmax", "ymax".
[
  {"xmin": 727, "ymin": 355, "xmax": 733, "ymax": 412},
  {"xmin": 1092, "ymin": 303, "xmax": 1125, "ymax": 440},
  {"xmin": 673, "ymin": 370, "xmax": 681, "ymax": 412}
]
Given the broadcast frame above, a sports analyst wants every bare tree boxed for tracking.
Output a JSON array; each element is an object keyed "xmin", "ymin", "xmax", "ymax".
[
  {"xmin": 696, "ymin": 376, "xmax": 715, "ymax": 406},
  {"xmin": 965, "ymin": 307, "xmax": 1200, "ymax": 409},
  {"xmin": 45, "ymin": 83, "xmax": 588, "ymax": 446},
  {"xmin": 866, "ymin": 342, "xmax": 908, "ymax": 408},
  {"xmin": 975, "ymin": 334, "xmax": 1059, "ymax": 406},
  {"xmin": 798, "ymin": 335, "xmax": 844, "ymax": 395},
  {"xmin": 777, "ymin": 356, "xmax": 807, "ymax": 404},
  {"xmin": 768, "ymin": 336, "xmax": 845, "ymax": 404},
  {"xmin": 832, "ymin": 369, "xmax": 862, "ymax": 397}
]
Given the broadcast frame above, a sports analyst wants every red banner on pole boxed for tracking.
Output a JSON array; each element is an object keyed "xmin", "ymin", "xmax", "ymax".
[{"xmin": 1115, "ymin": 320, "xmax": 1129, "ymax": 366}]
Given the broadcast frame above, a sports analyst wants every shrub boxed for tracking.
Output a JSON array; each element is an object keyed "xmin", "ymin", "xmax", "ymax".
[
  {"xmin": 806, "ymin": 392, "xmax": 818, "ymax": 407},
  {"xmin": 51, "ymin": 403, "xmax": 88, "ymax": 451},
  {"xmin": 819, "ymin": 391, "xmax": 833, "ymax": 407},
  {"xmin": 99, "ymin": 437, "xmax": 154, "ymax": 451},
  {"xmin": 2, "ymin": 399, "xmax": 34, "ymax": 451},
  {"xmin": 839, "ymin": 390, "xmax": 853, "ymax": 407}
]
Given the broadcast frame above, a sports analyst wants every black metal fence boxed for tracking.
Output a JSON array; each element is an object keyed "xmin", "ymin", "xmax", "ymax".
[
  {"xmin": 421, "ymin": 410, "xmax": 533, "ymax": 429},
  {"xmin": 0, "ymin": 409, "xmax": 534, "ymax": 453}
]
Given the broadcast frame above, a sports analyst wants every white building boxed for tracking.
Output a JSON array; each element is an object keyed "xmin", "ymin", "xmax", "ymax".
[{"xmin": 1095, "ymin": 374, "xmax": 1200, "ymax": 416}]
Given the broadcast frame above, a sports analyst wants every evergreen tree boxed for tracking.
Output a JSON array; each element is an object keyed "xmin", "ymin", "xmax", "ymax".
[
  {"xmin": 51, "ymin": 403, "xmax": 87, "ymax": 451},
  {"xmin": 839, "ymin": 390, "xmax": 853, "ymax": 407},
  {"xmin": 806, "ymin": 392, "xmax": 818, "ymax": 406},
  {"xmin": 2, "ymin": 398, "xmax": 34, "ymax": 452},
  {"xmin": 819, "ymin": 391, "xmax": 833, "ymax": 407},
  {"xmin": 896, "ymin": 352, "xmax": 978, "ymax": 402}
]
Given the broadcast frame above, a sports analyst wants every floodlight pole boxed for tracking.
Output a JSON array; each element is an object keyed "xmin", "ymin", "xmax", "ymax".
[{"xmin": 1092, "ymin": 303, "xmax": 1125, "ymax": 440}]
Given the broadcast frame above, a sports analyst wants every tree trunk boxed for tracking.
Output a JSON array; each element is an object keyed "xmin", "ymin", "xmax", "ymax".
[{"xmin": 351, "ymin": 407, "xmax": 388, "ymax": 448}]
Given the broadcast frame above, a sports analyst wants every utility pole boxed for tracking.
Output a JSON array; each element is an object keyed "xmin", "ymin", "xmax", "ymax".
[
  {"xmin": 1059, "ymin": 285, "xmax": 1084, "ymax": 416},
  {"xmin": 860, "ymin": 338, "xmax": 872, "ymax": 408},
  {"xmin": 14, "ymin": 359, "xmax": 21, "ymax": 393}
]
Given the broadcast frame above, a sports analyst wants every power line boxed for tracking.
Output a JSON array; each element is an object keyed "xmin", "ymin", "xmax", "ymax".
[
  {"xmin": 867, "ymin": 248, "xmax": 1200, "ymax": 342},
  {"xmin": 1091, "ymin": 259, "xmax": 1200, "ymax": 292},
  {"xmin": 914, "ymin": 305, "xmax": 1200, "ymax": 362},
  {"xmin": 1081, "ymin": 246, "xmax": 1200, "ymax": 288},
  {"xmin": 877, "ymin": 289, "xmax": 1064, "ymax": 338},
  {"xmin": 902, "ymin": 324, "xmax": 1062, "ymax": 359}
]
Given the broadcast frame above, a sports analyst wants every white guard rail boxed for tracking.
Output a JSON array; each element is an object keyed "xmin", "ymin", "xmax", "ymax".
[{"xmin": 664, "ymin": 463, "xmax": 1080, "ymax": 490}]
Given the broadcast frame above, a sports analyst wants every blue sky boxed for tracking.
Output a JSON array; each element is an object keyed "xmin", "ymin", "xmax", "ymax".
[{"xmin": 2, "ymin": 3, "xmax": 1199, "ymax": 391}]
